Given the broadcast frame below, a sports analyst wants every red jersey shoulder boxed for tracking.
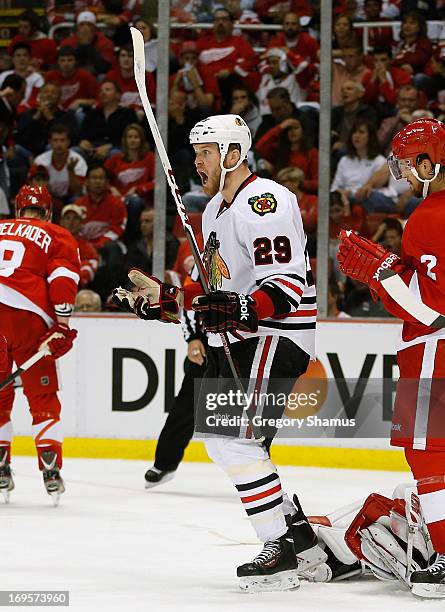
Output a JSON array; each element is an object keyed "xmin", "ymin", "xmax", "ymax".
[{"xmin": 404, "ymin": 193, "xmax": 445, "ymax": 248}]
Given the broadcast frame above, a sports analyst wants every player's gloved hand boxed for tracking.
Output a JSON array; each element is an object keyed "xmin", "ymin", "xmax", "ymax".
[
  {"xmin": 192, "ymin": 291, "xmax": 259, "ymax": 333},
  {"xmin": 112, "ymin": 268, "xmax": 183, "ymax": 324},
  {"xmin": 39, "ymin": 323, "xmax": 78, "ymax": 358},
  {"xmin": 337, "ymin": 229, "xmax": 402, "ymax": 293}
]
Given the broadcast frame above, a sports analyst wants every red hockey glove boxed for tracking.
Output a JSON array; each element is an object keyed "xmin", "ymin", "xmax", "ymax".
[
  {"xmin": 112, "ymin": 268, "xmax": 183, "ymax": 323},
  {"xmin": 337, "ymin": 230, "xmax": 402, "ymax": 293},
  {"xmin": 39, "ymin": 323, "xmax": 78, "ymax": 359},
  {"xmin": 192, "ymin": 291, "xmax": 259, "ymax": 333}
]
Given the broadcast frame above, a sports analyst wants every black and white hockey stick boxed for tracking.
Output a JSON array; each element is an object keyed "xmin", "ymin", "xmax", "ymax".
[
  {"xmin": 380, "ymin": 271, "xmax": 445, "ymax": 328},
  {"xmin": 0, "ymin": 328, "xmax": 69, "ymax": 391},
  {"xmin": 130, "ymin": 27, "xmax": 264, "ymax": 441},
  {"xmin": 0, "ymin": 346, "xmax": 51, "ymax": 391}
]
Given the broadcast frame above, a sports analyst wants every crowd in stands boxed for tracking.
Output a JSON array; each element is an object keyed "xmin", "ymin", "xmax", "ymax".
[{"xmin": 1, "ymin": 1, "xmax": 444, "ymax": 316}]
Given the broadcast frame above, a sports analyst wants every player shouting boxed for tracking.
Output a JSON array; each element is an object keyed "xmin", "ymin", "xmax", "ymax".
[
  {"xmin": 114, "ymin": 115, "xmax": 326, "ymax": 592},
  {"xmin": 0, "ymin": 185, "xmax": 79, "ymax": 504},
  {"xmin": 338, "ymin": 118, "xmax": 445, "ymax": 599}
]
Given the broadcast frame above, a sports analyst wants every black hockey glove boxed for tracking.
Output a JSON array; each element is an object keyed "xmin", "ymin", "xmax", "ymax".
[{"xmin": 192, "ymin": 291, "xmax": 258, "ymax": 333}]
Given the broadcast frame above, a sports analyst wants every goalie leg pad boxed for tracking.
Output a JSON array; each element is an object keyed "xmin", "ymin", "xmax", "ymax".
[{"xmin": 360, "ymin": 524, "xmax": 411, "ymax": 583}]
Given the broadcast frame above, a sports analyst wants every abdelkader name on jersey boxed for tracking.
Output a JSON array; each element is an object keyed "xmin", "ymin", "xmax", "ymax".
[{"xmin": 199, "ymin": 174, "xmax": 316, "ymax": 357}]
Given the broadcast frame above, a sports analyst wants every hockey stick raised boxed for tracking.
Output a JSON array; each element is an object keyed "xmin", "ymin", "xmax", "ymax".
[{"xmin": 130, "ymin": 27, "xmax": 264, "ymax": 441}]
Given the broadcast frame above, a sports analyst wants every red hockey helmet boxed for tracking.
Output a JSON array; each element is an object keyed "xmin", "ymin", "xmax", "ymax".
[
  {"xmin": 15, "ymin": 184, "xmax": 52, "ymax": 220},
  {"xmin": 389, "ymin": 119, "xmax": 445, "ymax": 196}
]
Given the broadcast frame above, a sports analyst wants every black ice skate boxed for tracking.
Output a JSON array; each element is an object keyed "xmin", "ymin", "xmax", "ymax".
[
  {"xmin": 41, "ymin": 451, "xmax": 65, "ymax": 507},
  {"xmin": 288, "ymin": 494, "xmax": 329, "ymax": 581},
  {"xmin": 0, "ymin": 449, "xmax": 14, "ymax": 504},
  {"xmin": 237, "ymin": 531, "xmax": 300, "ymax": 592},
  {"xmin": 411, "ymin": 553, "xmax": 445, "ymax": 599},
  {"xmin": 144, "ymin": 467, "xmax": 175, "ymax": 489}
]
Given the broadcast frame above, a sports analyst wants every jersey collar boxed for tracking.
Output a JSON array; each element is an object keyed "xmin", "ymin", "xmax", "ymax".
[{"xmin": 216, "ymin": 173, "xmax": 257, "ymax": 219}]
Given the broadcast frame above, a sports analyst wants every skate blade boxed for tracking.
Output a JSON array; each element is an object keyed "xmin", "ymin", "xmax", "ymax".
[
  {"xmin": 411, "ymin": 583, "xmax": 445, "ymax": 599},
  {"xmin": 296, "ymin": 544, "xmax": 328, "ymax": 575},
  {"xmin": 145, "ymin": 472, "xmax": 175, "ymax": 489},
  {"xmin": 46, "ymin": 483, "xmax": 64, "ymax": 507},
  {"xmin": 239, "ymin": 570, "xmax": 300, "ymax": 593},
  {"xmin": 1, "ymin": 489, "xmax": 11, "ymax": 504},
  {"xmin": 49, "ymin": 492, "xmax": 61, "ymax": 507}
]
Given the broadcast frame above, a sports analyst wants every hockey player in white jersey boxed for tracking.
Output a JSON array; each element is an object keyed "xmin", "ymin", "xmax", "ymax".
[{"xmin": 113, "ymin": 114, "xmax": 325, "ymax": 592}]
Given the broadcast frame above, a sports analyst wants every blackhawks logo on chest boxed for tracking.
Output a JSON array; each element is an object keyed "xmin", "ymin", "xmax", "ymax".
[
  {"xmin": 248, "ymin": 192, "xmax": 277, "ymax": 216},
  {"xmin": 203, "ymin": 231, "xmax": 231, "ymax": 291}
]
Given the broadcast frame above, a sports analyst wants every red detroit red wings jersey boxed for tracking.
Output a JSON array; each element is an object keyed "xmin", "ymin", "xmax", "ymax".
[
  {"xmin": 0, "ymin": 218, "xmax": 80, "ymax": 327},
  {"xmin": 379, "ymin": 191, "xmax": 445, "ymax": 347}
]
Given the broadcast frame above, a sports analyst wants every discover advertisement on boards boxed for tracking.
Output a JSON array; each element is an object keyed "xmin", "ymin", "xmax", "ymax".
[{"xmin": 11, "ymin": 315, "xmax": 402, "ymax": 449}]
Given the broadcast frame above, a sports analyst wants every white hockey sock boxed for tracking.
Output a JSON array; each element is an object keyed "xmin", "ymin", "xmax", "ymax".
[
  {"xmin": 0, "ymin": 421, "xmax": 12, "ymax": 446},
  {"xmin": 234, "ymin": 470, "xmax": 287, "ymax": 542},
  {"xmin": 282, "ymin": 492, "xmax": 297, "ymax": 518},
  {"xmin": 32, "ymin": 419, "xmax": 63, "ymax": 447}
]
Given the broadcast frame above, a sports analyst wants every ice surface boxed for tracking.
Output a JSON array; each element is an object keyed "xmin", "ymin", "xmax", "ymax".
[{"xmin": 2, "ymin": 457, "xmax": 443, "ymax": 611}]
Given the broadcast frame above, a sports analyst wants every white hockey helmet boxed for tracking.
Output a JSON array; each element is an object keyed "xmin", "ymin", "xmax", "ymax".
[{"xmin": 189, "ymin": 114, "xmax": 252, "ymax": 192}]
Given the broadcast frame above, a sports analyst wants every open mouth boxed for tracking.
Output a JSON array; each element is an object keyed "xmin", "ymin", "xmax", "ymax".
[{"xmin": 198, "ymin": 171, "xmax": 208, "ymax": 186}]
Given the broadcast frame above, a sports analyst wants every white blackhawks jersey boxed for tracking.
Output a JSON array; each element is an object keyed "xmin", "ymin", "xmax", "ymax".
[{"xmin": 199, "ymin": 173, "xmax": 316, "ymax": 357}]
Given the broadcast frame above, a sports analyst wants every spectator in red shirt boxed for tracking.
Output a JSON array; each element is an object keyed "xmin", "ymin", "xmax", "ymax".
[
  {"xmin": 171, "ymin": 41, "xmax": 220, "ymax": 113},
  {"xmin": 8, "ymin": 10, "xmax": 57, "ymax": 71},
  {"xmin": 45, "ymin": 46, "xmax": 98, "ymax": 112},
  {"xmin": 63, "ymin": 11, "xmax": 115, "ymax": 76},
  {"xmin": 59, "ymin": 203, "xmax": 99, "ymax": 287},
  {"xmin": 105, "ymin": 44, "xmax": 156, "ymax": 118},
  {"xmin": 392, "ymin": 11, "xmax": 433, "ymax": 78},
  {"xmin": 75, "ymin": 164, "xmax": 127, "ymax": 298},
  {"xmin": 255, "ymin": 116, "xmax": 318, "ymax": 191},
  {"xmin": 363, "ymin": 46, "xmax": 412, "ymax": 117},
  {"xmin": 268, "ymin": 12, "xmax": 319, "ymax": 64},
  {"xmin": 105, "ymin": 123, "xmax": 155, "ymax": 243},
  {"xmin": 196, "ymin": 8, "xmax": 257, "ymax": 109},
  {"xmin": 105, "ymin": 123, "xmax": 154, "ymax": 200}
]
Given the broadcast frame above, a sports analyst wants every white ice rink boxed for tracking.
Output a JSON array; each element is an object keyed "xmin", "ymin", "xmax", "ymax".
[{"xmin": 2, "ymin": 457, "xmax": 444, "ymax": 612}]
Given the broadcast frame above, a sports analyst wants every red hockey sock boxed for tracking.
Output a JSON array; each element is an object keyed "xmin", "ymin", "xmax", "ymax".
[{"xmin": 405, "ymin": 448, "xmax": 445, "ymax": 553}]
